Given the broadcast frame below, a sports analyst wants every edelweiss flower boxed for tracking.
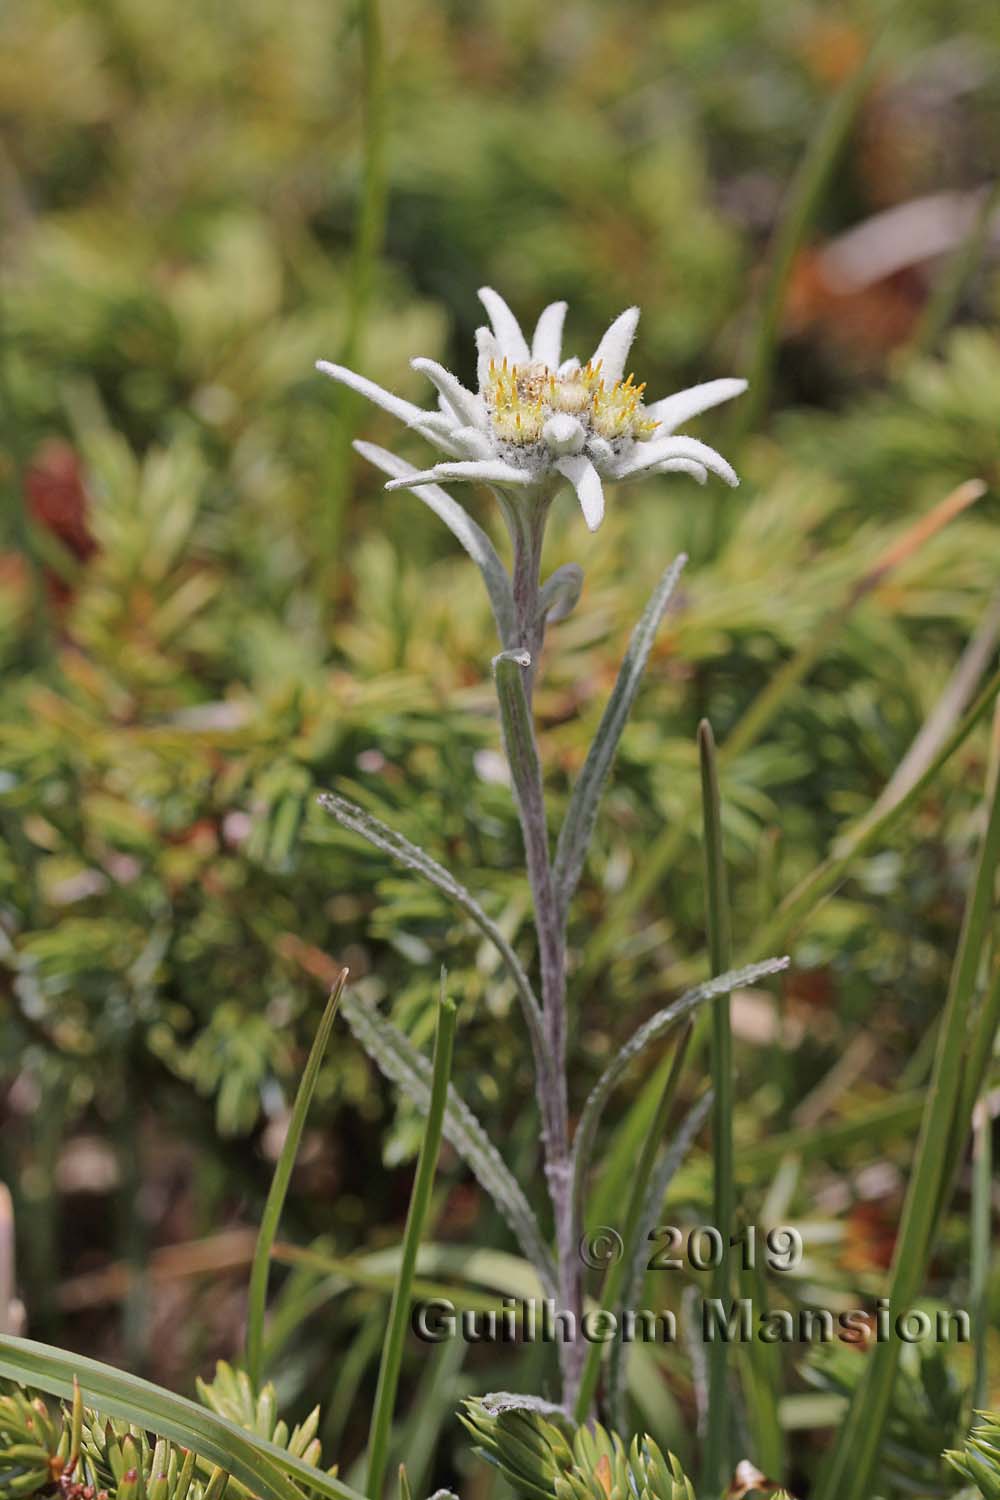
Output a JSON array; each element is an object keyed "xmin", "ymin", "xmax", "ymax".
[{"xmin": 318, "ymin": 289, "xmax": 745, "ymax": 532}]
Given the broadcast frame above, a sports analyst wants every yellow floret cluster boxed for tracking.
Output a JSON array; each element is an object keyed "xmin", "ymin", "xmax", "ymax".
[{"xmin": 484, "ymin": 358, "xmax": 660, "ymax": 446}]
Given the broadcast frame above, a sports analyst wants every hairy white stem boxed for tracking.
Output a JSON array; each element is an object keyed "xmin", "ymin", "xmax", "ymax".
[{"xmin": 495, "ymin": 489, "xmax": 583, "ymax": 1408}]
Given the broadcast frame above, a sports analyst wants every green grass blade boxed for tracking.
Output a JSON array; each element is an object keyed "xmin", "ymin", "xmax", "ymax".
[
  {"xmin": 955, "ymin": 962, "xmax": 1000, "ymax": 1179},
  {"xmin": 572, "ymin": 1025, "xmax": 693, "ymax": 1423},
  {"xmin": 0, "ymin": 1335, "xmax": 364, "ymax": 1500},
  {"xmin": 246, "ymin": 970, "xmax": 346, "ymax": 1391},
  {"xmin": 274, "ymin": 1241, "xmax": 544, "ymax": 1300},
  {"xmin": 271, "ymin": 1242, "xmax": 520, "ymax": 1313},
  {"xmin": 699, "ymin": 720, "xmax": 734, "ymax": 1495},
  {"xmin": 340, "ymin": 987, "xmax": 556, "ymax": 1292},
  {"xmin": 971, "ymin": 1094, "xmax": 992, "ymax": 1413},
  {"xmin": 365, "ymin": 985, "xmax": 457, "ymax": 1500},
  {"xmin": 815, "ymin": 745, "xmax": 1000, "ymax": 1500},
  {"xmin": 736, "ymin": 1243, "xmax": 785, "ymax": 1478},
  {"xmin": 323, "ymin": 0, "xmax": 387, "ymax": 556},
  {"xmin": 733, "ymin": 33, "xmax": 885, "ymax": 439},
  {"xmin": 585, "ymin": 1052, "xmax": 677, "ymax": 1232},
  {"xmin": 736, "ymin": 1090, "xmax": 926, "ymax": 1173},
  {"xmin": 606, "ymin": 1087, "xmax": 713, "ymax": 1434},
  {"xmin": 748, "ymin": 661, "xmax": 1000, "ymax": 961}
]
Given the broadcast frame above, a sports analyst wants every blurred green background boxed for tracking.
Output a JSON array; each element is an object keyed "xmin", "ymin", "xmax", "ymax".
[{"xmin": 1, "ymin": 0, "xmax": 999, "ymax": 1490}]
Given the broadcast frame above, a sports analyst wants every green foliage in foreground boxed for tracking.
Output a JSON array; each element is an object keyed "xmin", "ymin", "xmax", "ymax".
[
  {"xmin": 6, "ymin": 1368, "xmax": 1000, "ymax": 1500},
  {"xmin": 463, "ymin": 1399, "xmax": 696, "ymax": 1500},
  {"xmin": 0, "ymin": 1364, "xmax": 334, "ymax": 1500},
  {"xmin": 947, "ymin": 1416, "xmax": 1000, "ymax": 1500}
]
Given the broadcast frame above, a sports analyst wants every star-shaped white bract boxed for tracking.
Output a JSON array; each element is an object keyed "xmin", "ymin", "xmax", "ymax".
[{"xmin": 317, "ymin": 289, "xmax": 745, "ymax": 532}]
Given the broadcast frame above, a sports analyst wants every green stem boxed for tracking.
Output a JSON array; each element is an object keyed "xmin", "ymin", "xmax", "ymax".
[
  {"xmin": 246, "ymin": 971, "xmax": 346, "ymax": 1390},
  {"xmin": 699, "ymin": 721, "xmax": 733, "ymax": 1494},
  {"xmin": 971, "ymin": 1094, "xmax": 992, "ymax": 1414},
  {"xmin": 325, "ymin": 0, "xmax": 388, "ymax": 554},
  {"xmin": 343, "ymin": 0, "xmax": 387, "ymax": 371},
  {"xmin": 732, "ymin": 35, "xmax": 886, "ymax": 441},
  {"xmin": 116, "ymin": 1059, "xmax": 148, "ymax": 1372},
  {"xmin": 815, "ymin": 749, "xmax": 1000, "ymax": 1500},
  {"xmin": 492, "ymin": 502, "xmax": 582, "ymax": 1406},
  {"xmin": 954, "ymin": 962, "xmax": 1000, "ymax": 1174},
  {"xmin": 365, "ymin": 988, "xmax": 456, "ymax": 1500}
]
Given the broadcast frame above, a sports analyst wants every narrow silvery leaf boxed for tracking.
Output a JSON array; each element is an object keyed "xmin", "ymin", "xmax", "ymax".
[
  {"xmin": 492, "ymin": 651, "xmax": 544, "ymax": 823},
  {"xmin": 476, "ymin": 1393, "xmax": 567, "ymax": 1419},
  {"xmin": 318, "ymin": 788, "xmax": 547, "ymax": 1070},
  {"xmin": 552, "ymin": 553, "xmax": 687, "ymax": 914},
  {"xmin": 341, "ymin": 991, "xmax": 557, "ymax": 1295},
  {"xmin": 353, "ymin": 442, "xmax": 515, "ymax": 646},
  {"xmin": 538, "ymin": 564, "xmax": 584, "ymax": 626},
  {"xmin": 605, "ymin": 1089, "xmax": 713, "ymax": 1431},
  {"xmin": 570, "ymin": 958, "xmax": 789, "ymax": 1225}
]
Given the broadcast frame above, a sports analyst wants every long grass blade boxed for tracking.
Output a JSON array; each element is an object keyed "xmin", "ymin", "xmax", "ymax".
[
  {"xmin": 971, "ymin": 1092, "xmax": 993, "ymax": 1413},
  {"xmin": 869, "ymin": 586, "xmax": 1000, "ymax": 817},
  {"xmin": 324, "ymin": 0, "xmax": 387, "ymax": 555},
  {"xmin": 736, "ymin": 1090, "xmax": 926, "ymax": 1173},
  {"xmin": 955, "ymin": 961, "xmax": 1000, "ymax": 1179},
  {"xmin": 736, "ymin": 1246, "xmax": 785, "ymax": 1478},
  {"xmin": 699, "ymin": 720, "xmax": 734, "ymax": 1495},
  {"xmin": 734, "ymin": 33, "xmax": 886, "ymax": 438},
  {"xmin": 572, "ymin": 1031, "xmax": 694, "ymax": 1423},
  {"xmin": 815, "ymin": 744, "xmax": 1000, "ymax": 1500},
  {"xmin": 0, "ymin": 1336, "xmax": 364, "ymax": 1500},
  {"xmin": 749, "ymin": 661, "xmax": 1000, "ymax": 960},
  {"xmin": 365, "ymin": 986, "xmax": 456, "ymax": 1500},
  {"xmin": 341, "ymin": 989, "xmax": 557, "ymax": 1293},
  {"xmin": 606, "ymin": 1088, "xmax": 713, "ymax": 1433},
  {"xmin": 272, "ymin": 1243, "xmax": 536, "ymax": 1312},
  {"xmin": 246, "ymin": 970, "xmax": 347, "ymax": 1391}
]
